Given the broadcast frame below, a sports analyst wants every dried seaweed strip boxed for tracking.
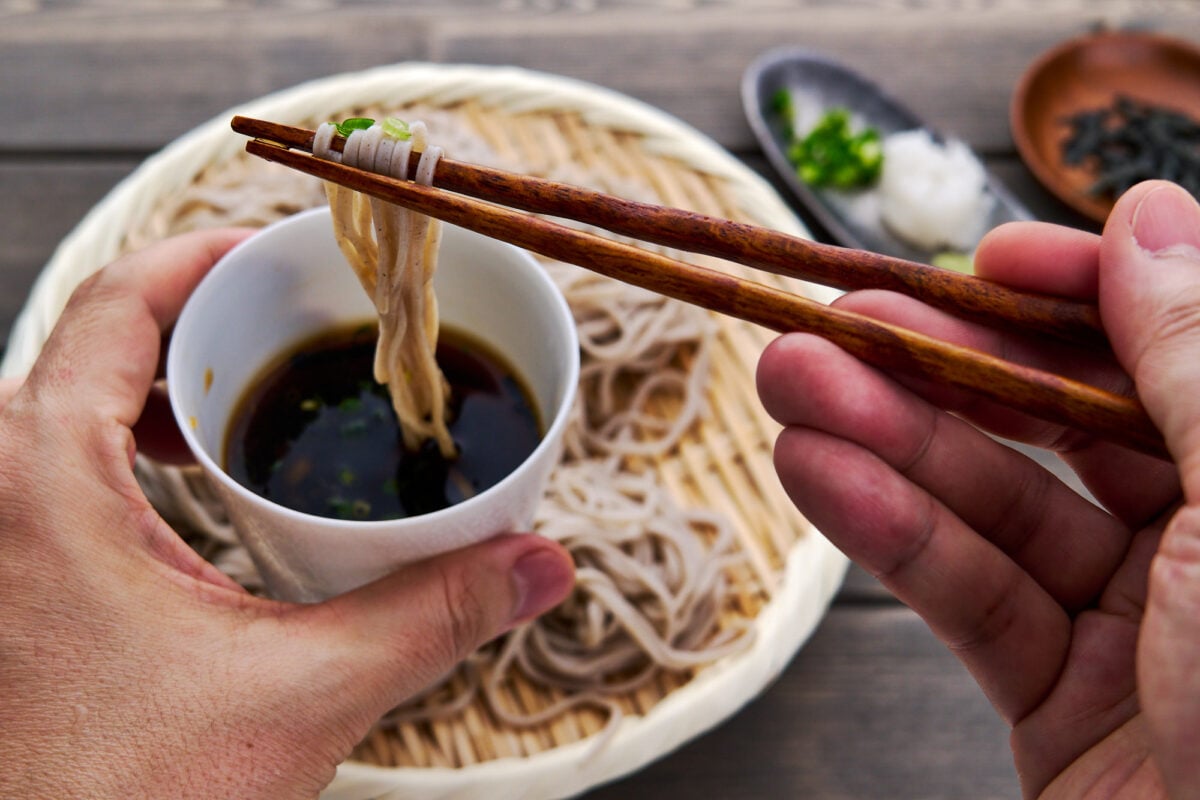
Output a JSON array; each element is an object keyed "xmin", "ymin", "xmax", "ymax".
[{"xmin": 1061, "ymin": 95, "xmax": 1200, "ymax": 200}]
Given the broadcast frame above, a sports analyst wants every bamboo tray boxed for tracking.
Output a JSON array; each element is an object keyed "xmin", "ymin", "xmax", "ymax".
[{"xmin": 1, "ymin": 63, "xmax": 847, "ymax": 800}]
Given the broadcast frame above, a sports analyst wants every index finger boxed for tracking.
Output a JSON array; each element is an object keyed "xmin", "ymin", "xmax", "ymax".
[
  {"xmin": 834, "ymin": 222, "xmax": 1179, "ymax": 525},
  {"xmin": 973, "ymin": 220, "xmax": 1102, "ymax": 299}
]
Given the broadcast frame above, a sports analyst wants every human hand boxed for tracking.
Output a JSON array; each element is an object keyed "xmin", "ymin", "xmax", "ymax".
[
  {"xmin": 757, "ymin": 180, "xmax": 1200, "ymax": 798},
  {"xmin": 0, "ymin": 229, "xmax": 575, "ymax": 799}
]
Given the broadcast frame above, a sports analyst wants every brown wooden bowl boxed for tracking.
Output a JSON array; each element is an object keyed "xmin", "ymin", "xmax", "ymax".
[{"xmin": 1011, "ymin": 30, "xmax": 1200, "ymax": 224}]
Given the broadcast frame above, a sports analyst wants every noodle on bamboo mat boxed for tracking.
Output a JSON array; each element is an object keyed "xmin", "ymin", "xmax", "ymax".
[{"xmin": 1, "ymin": 65, "xmax": 846, "ymax": 800}]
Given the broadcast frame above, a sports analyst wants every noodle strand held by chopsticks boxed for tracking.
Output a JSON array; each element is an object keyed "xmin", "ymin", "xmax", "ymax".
[{"xmin": 313, "ymin": 120, "xmax": 455, "ymax": 457}]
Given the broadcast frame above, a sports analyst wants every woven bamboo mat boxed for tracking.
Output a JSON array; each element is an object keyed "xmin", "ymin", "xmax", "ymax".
[{"xmin": 4, "ymin": 65, "xmax": 845, "ymax": 798}]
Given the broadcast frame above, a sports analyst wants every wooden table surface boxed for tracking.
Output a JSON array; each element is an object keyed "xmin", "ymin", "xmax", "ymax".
[{"xmin": 3, "ymin": 2, "xmax": 1195, "ymax": 798}]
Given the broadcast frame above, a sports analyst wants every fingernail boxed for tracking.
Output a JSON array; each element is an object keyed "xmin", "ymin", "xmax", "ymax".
[
  {"xmin": 510, "ymin": 546, "xmax": 573, "ymax": 624},
  {"xmin": 1132, "ymin": 183, "xmax": 1200, "ymax": 257}
]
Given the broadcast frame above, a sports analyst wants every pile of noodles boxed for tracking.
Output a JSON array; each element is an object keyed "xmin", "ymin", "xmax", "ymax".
[{"xmin": 133, "ymin": 110, "xmax": 758, "ymax": 741}]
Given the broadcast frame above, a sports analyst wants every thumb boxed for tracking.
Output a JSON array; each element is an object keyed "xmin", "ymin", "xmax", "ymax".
[
  {"xmin": 1100, "ymin": 180, "xmax": 1200, "ymax": 481},
  {"xmin": 1100, "ymin": 180, "xmax": 1200, "ymax": 797},
  {"xmin": 300, "ymin": 533, "xmax": 573, "ymax": 728},
  {"xmin": 18, "ymin": 228, "xmax": 252, "ymax": 434}
]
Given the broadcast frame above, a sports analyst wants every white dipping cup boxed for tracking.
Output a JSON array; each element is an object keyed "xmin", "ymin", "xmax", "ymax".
[{"xmin": 167, "ymin": 206, "xmax": 579, "ymax": 602}]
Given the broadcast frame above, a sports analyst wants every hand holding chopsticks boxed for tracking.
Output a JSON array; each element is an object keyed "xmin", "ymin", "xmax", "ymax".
[{"xmin": 230, "ymin": 115, "xmax": 1168, "ymax": 460}]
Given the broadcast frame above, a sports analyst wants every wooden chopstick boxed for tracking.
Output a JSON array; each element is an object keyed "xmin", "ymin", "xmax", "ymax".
[
  {"xmin": 231, "ymin": 115, "xmax": 1103, "ymax": 346},
  {"xmin": 232, "ymin": 118, "xmax": 1167, "ymax": 460}
]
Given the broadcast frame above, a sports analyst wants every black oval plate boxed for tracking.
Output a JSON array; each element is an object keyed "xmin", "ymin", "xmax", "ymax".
[{"xmin": 741, "ymin": 47, "xmax": 1031, "ymax": 264}]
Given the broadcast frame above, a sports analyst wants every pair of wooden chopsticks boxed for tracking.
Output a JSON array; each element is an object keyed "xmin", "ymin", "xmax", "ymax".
[{"xmin": 230, "ymin": 115, "xmax": 1167, "ymax": 460}]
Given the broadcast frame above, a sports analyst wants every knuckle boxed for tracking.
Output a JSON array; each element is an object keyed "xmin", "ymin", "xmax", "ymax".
[
  {"xmin": 1150, "ymin": 506, "xmax": 1200, "ymax": 616},
  {"xmin": 875, "ymin": 491, "xmax": 939, "ymax": 584},
  {"xmin": 942, "ymin": 569, "xmax": 1023, "ymax": 657},
  {"xmin": 69, "ymin": 262, "xmax": 128, "ymax": 308},
  {"xmin": 430, "ymin": 561, "xmax": 492, "ymax": 664},
  {"xmin": 1144, "ymin": 290, "xmax": 1200, "ymax": 360}
]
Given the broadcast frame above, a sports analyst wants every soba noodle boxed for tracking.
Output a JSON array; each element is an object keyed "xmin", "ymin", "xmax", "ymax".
[
  {"xmin": 313, "ymin": 120, "xmax": 454, "ymax": 456},
  {"xmin": 383, "ymin": 457, "xmax": 750, "ymax": 741}
]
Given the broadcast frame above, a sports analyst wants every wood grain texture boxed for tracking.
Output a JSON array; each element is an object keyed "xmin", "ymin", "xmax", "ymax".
[{"xmin": 2, "ymin": 3, "xmax": 1195, "ymax": 152}]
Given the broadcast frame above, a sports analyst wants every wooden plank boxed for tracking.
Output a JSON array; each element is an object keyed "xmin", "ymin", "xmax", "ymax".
[
  {"xmin": 0, "ymin": 8, "xmax": 438, "ymax": 151},
  {"xmin": 0, "ymin": 159, "xmax": 138, "ymax": 354},
  {"xmin": 13, "ymin": 0, "xmax": 1195, "ymax": 10},
  {"xmin": 583, "ymin": 605, "xmax": 1016, "ymax": 799},
  {"xmin": 4, "ymin": 5, "xmax": 1196, "ymax": 153}
]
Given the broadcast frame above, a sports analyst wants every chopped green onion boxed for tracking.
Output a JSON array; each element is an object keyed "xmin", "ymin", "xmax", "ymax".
[
  {"xmin": 778, "ymin": 104, "xmax": 883, "ymax": 189},
  {"xmin": 382, "ymin": 117, "xmax": 413, "ymax": 140},
  {"xmin": 340, "ymin": 419, "xmax": 368, "ymax": 436},
  {"xmin": 338, "ymin": 467, "xmax": 356, "ymax": 486},
  {"xmin": 326, "ymin": 496, "xmax": 371, "ymax": 520},
  {"xmin": 299, "ymin": 397, "xmax": 321, "ymax": 412},
  {"xmin": 327, "ymin": 496, "xmax": 353, "ymax": 517},
  {"xmin": 771, "ymin": 89, "xmax": 795, "ymax": 137},
  {"xmin": 332, "ymin": 117, "xmax": 375, "ymax": 137}
]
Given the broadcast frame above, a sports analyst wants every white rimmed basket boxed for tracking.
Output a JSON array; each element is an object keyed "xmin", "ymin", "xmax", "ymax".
[{"xmin": 2, "ymin": 63, "xmax": 847, "ymax": 800}]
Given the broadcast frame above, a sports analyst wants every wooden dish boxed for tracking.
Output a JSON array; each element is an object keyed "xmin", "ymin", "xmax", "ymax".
[{"xmin": 1011, "ymin": 30, "xmax": 1200, "ymax": 224}]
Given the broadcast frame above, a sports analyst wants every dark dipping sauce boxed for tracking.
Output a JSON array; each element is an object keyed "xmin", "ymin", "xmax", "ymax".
[{"xmin": 224, "ymin": 322, "xmax": 541, "ymax": 521}]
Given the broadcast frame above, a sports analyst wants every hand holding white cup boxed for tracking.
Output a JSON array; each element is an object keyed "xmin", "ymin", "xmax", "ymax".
[{"xmin": 168, "ymin": 207, "xmax": 579, "ymax": 602}]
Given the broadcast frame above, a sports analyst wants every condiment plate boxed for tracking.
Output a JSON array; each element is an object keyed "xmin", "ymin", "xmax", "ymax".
[
  {"xmin": 1011, "ymin": 30, "xmax": 1200, "ymax": 224},
  {"xmin": 742, "ymin": 47, "xmax": 1031, "ymax": 264}
]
